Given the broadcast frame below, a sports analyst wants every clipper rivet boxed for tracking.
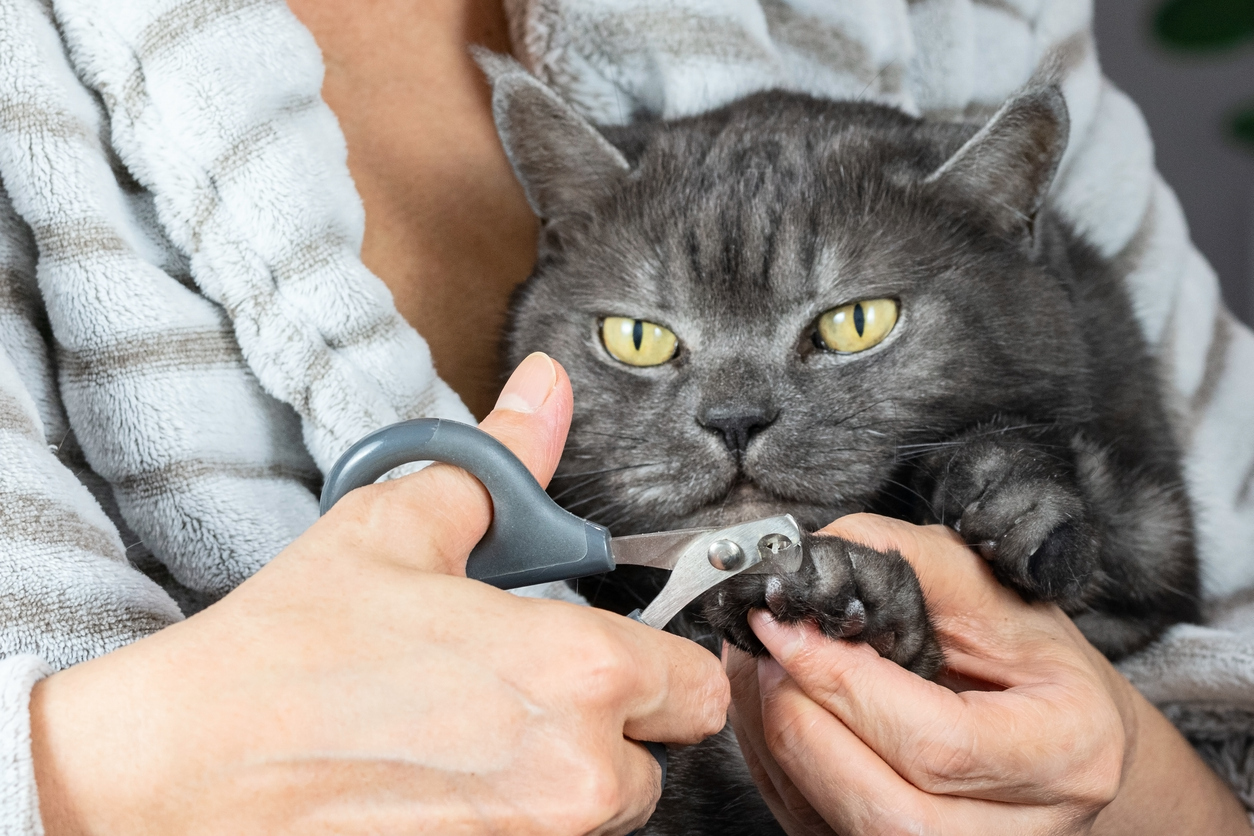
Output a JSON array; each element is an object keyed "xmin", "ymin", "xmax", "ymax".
[{"xmin": 707, "ymin": 539, "xmax": 745, "ymax": 571}]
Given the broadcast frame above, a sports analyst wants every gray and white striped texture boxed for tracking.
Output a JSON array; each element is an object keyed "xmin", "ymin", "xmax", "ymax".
[
  {"xmin": 0, "ymin": 0, "xmax": 1251, "ymax": 829},
  {"xmin": 0, "ymin": 0, "xmax": 474, "ymax": 827}
]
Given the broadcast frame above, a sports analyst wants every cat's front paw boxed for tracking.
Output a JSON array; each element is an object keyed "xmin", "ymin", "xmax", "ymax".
[
  {"xmin": 701, "ymin": 534, "xmax": 942, "ymax": 678},
  {"xmin": 921, "ymin": 435, "xmax": 1099, "ymax": 604}
]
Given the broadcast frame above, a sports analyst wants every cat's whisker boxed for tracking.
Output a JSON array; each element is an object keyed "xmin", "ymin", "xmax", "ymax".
[
  {"xmin": 879, "ymin": 477, "xmax": 932, "ymax": 508},
  {"xmin": 600, "ymin": 574, "xmax": 656, "ymax": 610},
  {"xmin": 592, "ymin": 504, "xmax": 646, "ymax": 534},
  {"xmin": 548, "ymin": 464, "xmax": 664, "ymax": 504},
  {"xmin": 552, "ymin": 462, "xmax": 663, "ymax": 479},
  {"xmin": 1135, "ymin": 572, "xmax": 1202, "ymax": 604},
  {"xmin": 827, "ymin": 397, "xmax": 900, "ymax": 428},
  {"xmin": 560, "ymin": 443, "xmax": 642, "ymax": 454},
  {"xmin": 549, "ymin": 479, "xmax": 612, "ymax": 504},
  {"xmin": 562, "ymin": 491, "xmax": 621, "ymax": 514},
  {"xmin": 896, "ymin": 441, "xmax": 965, "ymax": 451},
  {"xmin": 816, "ymin": 445, "xmax": 895, "ymax": 455},
  {"xmin": 574, "ymin": 429, "xmax": 649, "ymax": 442}
]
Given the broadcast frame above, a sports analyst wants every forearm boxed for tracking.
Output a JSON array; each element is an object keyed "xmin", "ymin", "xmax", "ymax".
[{"xmin": 1092, "ymin": 685, "xmax": 1250, "ymax": 835}]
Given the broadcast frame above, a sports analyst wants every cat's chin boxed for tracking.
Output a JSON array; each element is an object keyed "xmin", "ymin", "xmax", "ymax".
[{"xmin": 672, "ymin": 483, "xmax": 840, "ymax": 533}]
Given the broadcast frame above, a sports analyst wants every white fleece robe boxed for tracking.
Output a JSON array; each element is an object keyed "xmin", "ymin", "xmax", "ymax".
[{"xmin": 1, "ymin": 0, "xmax": 1252, "ymax": 829}]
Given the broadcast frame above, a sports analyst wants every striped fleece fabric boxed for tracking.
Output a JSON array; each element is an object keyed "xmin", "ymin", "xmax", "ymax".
[
  {"xmin": 0, "ymin": 0, "xmax": 1249, "ymax": 829},
  {"xmin": 0, "ymin": 0, "xmax": 479, "ymax": 827}
]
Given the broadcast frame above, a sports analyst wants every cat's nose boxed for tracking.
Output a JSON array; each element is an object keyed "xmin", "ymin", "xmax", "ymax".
[{"xmin": 699, "ymin": 405, "xmax": 778, "ymax": 454}]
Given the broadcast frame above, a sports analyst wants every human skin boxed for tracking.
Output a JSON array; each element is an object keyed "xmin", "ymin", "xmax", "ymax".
[
  {"xmin": 30, "ymin": 354, "xmax": 729, "ymax": 835},
  {"xmin": 285, "ymin": 0, "xmax": 537, "ymax": 419},
  {"xmin": 726, "ymin": 514, "xmax": 1252, "ymax": 835}
]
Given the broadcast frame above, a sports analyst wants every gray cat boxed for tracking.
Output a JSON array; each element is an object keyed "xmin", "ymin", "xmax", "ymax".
[{"xmin": 482, "ymin": 54, "xmax": 1199, "ymax": 835}]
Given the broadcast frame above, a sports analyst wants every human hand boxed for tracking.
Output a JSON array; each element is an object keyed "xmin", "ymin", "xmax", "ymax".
[
  {"xmin": 726, "ymin": 513, "xmax": 1249, "ymax": 836},
  {"xmin": 31, "ymin": 353, "xmax": 729, "ymax": 836}
]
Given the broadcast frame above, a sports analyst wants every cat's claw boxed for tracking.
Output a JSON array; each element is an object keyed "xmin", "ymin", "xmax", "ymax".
[
  {"xmin": 763, "ymin": 576, "xmax": 786, "ymax": 614},
  {"xmin": 700, "ymin": 534, "xmax": 943, "ymax": 678},
  {"xmin": 920, "ymin": 433, "xmax": 1099, "ymax": 605},
  {"xmin": 841, "ymin": 598, "xmax": 867, "ymax": 637}
]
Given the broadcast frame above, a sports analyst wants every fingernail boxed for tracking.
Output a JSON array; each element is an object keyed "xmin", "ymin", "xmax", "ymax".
[
  {"xmin": 495, "ymin": 353, "xmax": 557, "ymax": 413},
  {"xmin": 749, "ymin": 610, "xmax": 804, "ymax": 662},
  {"xmin": 758, "ymin": 657, "xmax": 787, "ymax": 692}
]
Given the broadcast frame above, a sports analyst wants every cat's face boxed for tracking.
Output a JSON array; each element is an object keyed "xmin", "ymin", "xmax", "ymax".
[{"xmin": 487, "ymin": 56, "xmax": 1080, "ymax": 534}]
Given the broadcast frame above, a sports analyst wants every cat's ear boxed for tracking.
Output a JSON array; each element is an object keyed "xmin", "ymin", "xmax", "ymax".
[
  {"xmin": 475, "ymin": 49, "xmax": 630, "ymax": 221},
  {"xmin": 925, "ymin": 86, "xmax": 1069, "ymax": 238}
]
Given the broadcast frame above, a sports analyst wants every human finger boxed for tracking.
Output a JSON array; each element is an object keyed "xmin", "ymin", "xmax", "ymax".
[
  {"xmin": 820, "ymin": 513, "xmax": 1121, "ymax": 716},
  {"xmin": 731, "ymin": 643, "xmax": 991, "ymax": 836},
  {"xmin": 750, "ymin": 610, "xmax": 1121, "ymax": 805},
  {"xmin": 590, "ymin": 611, "xmax": 729, "ymax": 746},
  {"xmin": 474, "ymin": 351, "xmax": 573, "ymax": 487},
  {"xmin": 753, "ymin": 656, "xmax": 1058, "ymax": 836},
  {"xmin": 322, "ymin": 352, "xmax": 573, "ymax": 574},
  {"xmin": 406, "ymin": 351, "xmax": 574, "ymax": 570},
  {"xmin": 592, "ymin": 739, "xmax": 666, "ymax": 835},
  {"xmin": 755, "ymin": 654, "xmax": 940, "ymax": 834},
  {"xmin": 725, "ymin": 646, "xmax": 835, "ymax": 835}
]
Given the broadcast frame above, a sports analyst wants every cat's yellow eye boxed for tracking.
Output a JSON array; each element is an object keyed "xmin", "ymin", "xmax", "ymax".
[
  {"xmin": 816, "ymin": 298, "xmax": 899, "ymax": 353},
  {"xmin": 601, "ymin": 317, "xmax": 678, "ymax": 366}
]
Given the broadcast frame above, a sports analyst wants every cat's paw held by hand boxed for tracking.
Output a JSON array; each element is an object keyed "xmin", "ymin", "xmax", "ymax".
[{"xmin": 701, "ymin": 534, "xmax": 942, "ymax": 678}]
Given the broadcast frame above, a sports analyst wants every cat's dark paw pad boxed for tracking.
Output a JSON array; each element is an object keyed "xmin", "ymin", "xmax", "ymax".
[
  {"xmin": 923, "ymin": 437, "xmax": 1099, "ymax": 604},
  {"xmin": 700, "ymin": 535, "xmax": 943, "ymax": 678}
]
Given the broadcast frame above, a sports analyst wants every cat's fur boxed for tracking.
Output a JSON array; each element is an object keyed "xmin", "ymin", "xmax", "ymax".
[{"xmin": 482, "ymin": 54, "xmax": 1199, "ymax": 835}]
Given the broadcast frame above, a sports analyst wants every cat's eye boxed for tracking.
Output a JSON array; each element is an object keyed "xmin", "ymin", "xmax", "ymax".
[
  {"xmin": 601, "ymin": 317, "xmax": 678, "ymax": 366},
  {"xmin": 816, "ymin": 298, "xmax": 899, "ymax": 353}
]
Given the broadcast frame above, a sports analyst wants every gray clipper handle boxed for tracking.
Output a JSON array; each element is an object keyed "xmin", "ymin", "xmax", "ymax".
[{"xmin": 319, "ymin": 419, "xmax": 614, "ymax": 589}]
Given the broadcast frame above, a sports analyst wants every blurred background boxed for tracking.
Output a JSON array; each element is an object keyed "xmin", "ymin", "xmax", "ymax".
[{"xmin": 1094, "ymin": 0, "xmax": 1254, "ymax": 324}]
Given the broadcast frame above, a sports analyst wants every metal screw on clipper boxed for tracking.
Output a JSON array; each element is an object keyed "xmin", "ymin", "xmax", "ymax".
[{"xmin": 706, "ymin": 539, "xmax": 745, "ymax": 571}]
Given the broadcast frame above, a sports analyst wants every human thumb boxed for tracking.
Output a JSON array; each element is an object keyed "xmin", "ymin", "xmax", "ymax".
[
  {"xmin": 321, "ymin": 352, "xmax": 574, "ymax": 574},
  {"xmin": 476, "ymin": 351, "xmax": 573, "ymax": 487}
]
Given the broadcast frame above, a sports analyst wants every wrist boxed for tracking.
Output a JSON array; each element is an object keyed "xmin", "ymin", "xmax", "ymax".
[
  {"xmin": 30, "ymin": 674, "xmax": 89, "ymax": 836},
  {"xmin": 30, "ymin": 639, "xmax": 180, "ymax": 836},
  {"xmin": 1100, "ymin": 655, "xmax": 1143, "ymax": 797},
  {"xmin": 1090, "ymin": 672, "xmax": 1249, "ymax": 835}
]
